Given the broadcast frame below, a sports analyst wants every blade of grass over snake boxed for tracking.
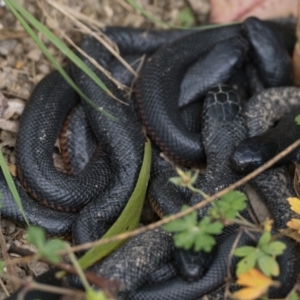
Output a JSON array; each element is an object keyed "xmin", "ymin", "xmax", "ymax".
[
  {"xmin": 5, "ymin": 0, "xmax": 118, "ymax": 121},
  {"xmin": 78, "ymin": 141, "xmax": 151, "ymax": 269},
  {"xmin": 0, "ymin": 150, "xmax": 29, "ymax": 226},
  {"xmin": 5, "ymin": 0, "xmax": 117, "ymax": 121},
  {"xmin": 127, "ymin": 0, "xmax": 240, "ymax": 30}
]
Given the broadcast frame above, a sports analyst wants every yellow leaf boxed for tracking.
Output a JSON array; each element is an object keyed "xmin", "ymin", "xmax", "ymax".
[
  {"xmin": 287, "ymin": 218, "xmax": 300, "ymax": 233},
  {"xmin": 287, "ymin": 197, "xmax": 300, "ymax": 215},
  {"xmin": 263, "ymin": 218, "xmax": 273, "ymax": 232},
  {"xmin": 231, "ymin": 287, "xmax": 267, "ymax": 300},
  {"xmin": 231, "ymin": 268, "xmax": 275, "ymax": 300}
]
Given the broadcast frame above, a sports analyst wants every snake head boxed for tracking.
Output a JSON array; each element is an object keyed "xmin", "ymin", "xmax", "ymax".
[
  {"xmin": 204, "ymin": 84, "xmax": 241, "ymax": 122},
  {"xmin": 230, "ymin": 139, "xmax": 279, "ymax": 173}
]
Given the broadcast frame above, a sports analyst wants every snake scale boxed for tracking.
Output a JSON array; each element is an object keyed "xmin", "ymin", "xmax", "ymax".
[{"xmin": 2, "ymin": 17, "xmax": 300, "ymax": 299}]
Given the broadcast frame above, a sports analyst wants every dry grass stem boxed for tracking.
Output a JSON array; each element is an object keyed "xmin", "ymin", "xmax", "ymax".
[
  {"xmin": 38, "ymin": 2, "xmax": 130, "ymax": 104},
  {"xmin": 65, "ymin": 139, "xmax": 300, "ymax": 254},
  {"xmin": 45, "ymin": 0, "xmax": 139, "ymax": 78},
  {"xmin": 0, "ymin": 217, "xmax": 19, "ymax": 291}
]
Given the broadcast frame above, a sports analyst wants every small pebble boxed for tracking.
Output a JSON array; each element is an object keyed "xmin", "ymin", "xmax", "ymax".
[
  {"xmin": 27, "ymin": 260, "xmax": 49, "ymax": 277},
  {"xmin": 0, "ymin": 92, "xmax": 8, "ymax": 117},
  {"xmin": 0, "ymin": 39, "xmax": 17, "ymax": 56}
]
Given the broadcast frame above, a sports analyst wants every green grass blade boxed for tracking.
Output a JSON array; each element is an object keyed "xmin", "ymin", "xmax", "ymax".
[
  {"xmin": 9, "ymin": 0, "xmax": 109, "ymax": 93},
  {"xmin": 5, "ymin": 0, "xmax": 118, "ymax": 122},
  {"xmin": 127, "ymin": 0, "xmax": 240, "ymax": 30},
  {"xmin": 79, "ymin": 141, "xmax": 151, "ymax": 269},
  {"xmin": 0, "ymin": 150, "xmax": 29, "ymax": 226}
]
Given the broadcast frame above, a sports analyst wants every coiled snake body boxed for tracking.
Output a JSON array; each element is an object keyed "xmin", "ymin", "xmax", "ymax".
[{"xmin": 2, "ymin": 18, "xmax": 300, "ymax": 300}]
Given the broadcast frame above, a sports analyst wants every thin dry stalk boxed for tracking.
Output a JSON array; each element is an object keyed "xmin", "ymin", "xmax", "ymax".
[
  {"xmin": 38, "ymin": 1, "xmax": 130, "ymax": 104},
  {"xmin": 45, "ymin": 0, "xmax": 138, "ymax": 78},
  {"xmin": 0, "ymin": 277, "xmax": 10, "ymax": 297},
  {"xmin": 65, "ymin": 139, "xmax": 300, "ymax": 254},
  {"xmin": 0, "ymin": 216, "xmax": 19, "ymax": 291}
]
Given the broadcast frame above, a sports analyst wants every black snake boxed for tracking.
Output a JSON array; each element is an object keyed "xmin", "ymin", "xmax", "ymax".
[{"xmin": 2, "ymin": 17, "xmax": 300, "ymax": 299}]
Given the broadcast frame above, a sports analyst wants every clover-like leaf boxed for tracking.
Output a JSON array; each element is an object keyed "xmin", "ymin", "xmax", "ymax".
[
  {"xmin": 258, "ymin": 231, "xmax": 271, "ymax": 247},
  {"xmin": 194, "ymin": 233, "xmax": 216, "ymax": 252},
  {"xmin": 234, "ymin": 246, "xmax": 256, "ymax": 257},
  {"xmin": 173, "ymin": 230, "xmax": 196, "ymax": 250},
  {"xmin": 261, "ymin": 241, "xmax": 286, "ymax": 256},
  {"xmin": 27, "ymin": 226, "xmax": 46, "ymax": 249},
  {"xmin": 209, "ymin": 190, "xmax": 247, "ymax": 219},
  {"xmin": 236, "ymin": 250, "xmax": 257, "ymax": 276},
  {"xmin": 163, "ymin": 205, "xmax": 197, "ymax": 232},
  {"xmin": 257, "ymin": 254, "xmax": 279, "ymax": 277},
  {"xmin": 40, "ymin": 239, "xmax": 65, "ymax": 264},
  {"xmin": 201, "ymin": 220, "xmax": 223, "ymax": 235}
]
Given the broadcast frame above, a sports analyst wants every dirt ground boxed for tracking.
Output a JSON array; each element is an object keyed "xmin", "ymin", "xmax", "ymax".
[{"xmin": 0, "ymin": 1, "xmax": 213, "ymax": 299}]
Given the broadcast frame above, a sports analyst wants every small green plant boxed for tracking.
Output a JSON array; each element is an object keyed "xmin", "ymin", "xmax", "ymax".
[
  {"xmin": 26, "ymin": 226, "xmax": 65, "ymax": 264},
  {"xmin": 164, "ymin": 167, "xmax": 291, "ymax": 300},
  {"xmin": 164, "ymin": 168, "xmax": 248, "ymax": 252},
  {"xmin": 163, "ymin": 206, "xmax": 223, "ymax": 252},
  {"xmin": 27, "ymin": 226, "xmax": 108, "ymax": 299},
  {"xmin": 163, "ymin": 190, "xmax": 248, "ymax": 252},
  {"xmin": 209, "ymin": 190, "xmax": 247, "ymax": 221},
  {"xmin": 177, "ymin": 7, "xmax": 195, "ymax": 27},
  {"xmin": 234, "ymin": 231, "xmax": 286, "ymax": 277}
]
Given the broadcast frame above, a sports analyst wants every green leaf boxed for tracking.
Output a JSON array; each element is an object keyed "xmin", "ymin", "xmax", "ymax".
[
  {"xmin": 257, "ymin": 254, "xmax": 279, "ymax": 277},
  {"xmin": 163, "ymin": 206, "xmax": 197, "ymax": 232},
  {"xmin": 221, "ymin": 190, "xmax": 247, "ymax": 205},
  {"xmin": 40, "ymin": 248, "xmax": 60, "ymax": 264},
  {"xmin": 261, "ymin": 241, "xmax": 286, "ymax": 256},
  {"xmin": 27, "ymin": 226, "xmax": 46, "ymax": 249},
  {"xmin": 289, "ymin": 292, "xmax": 298, "ymax": 300},
  {"xmin": 86, "ymin": 289, "xmax": 108, "ymax": 300},
  {"xmin": 209, "ymin": 190, "xmax": 247, "ymax": 219},
  {"xmin": 234, "ymin": 246, "xmax": 256, "ymax": 257},
  {"xmin": 39, "ymin": 240, "xmax": 65, "ymax": 264},
  {"xmin": 295, "ymin": 115, "xmax": 300, "ymax": 125},
  {"xmin": 258, "ymin": 232, "xmax": 271, "ymax": 247},
  {"xmin": 177, "ymin": 7, "xmax": 195, "ymax": 27},
  {"xmin": 169, "ymin": 177, "xmax": 183, "ymax": 186},
  {"xmin": 201, "ymin": 220, "xmax": 223, "ymax": 235},
  {"xmin": 236, "ymin": 251, "xmax": 257, "ymax": 275},
  {"xmin": 79, "ymin": 141, "xmax": 151, "ymax": 269},
  {"xmin": 163, "ymin": 219, "xmax": 191, "ymax": 232},
  {"xmin": 0, "ymin": 260, "xmax": 4, "ymax": 275},
  {"xmin": 173, "ymin": 230, "xmax": 197, "ymax": 250},
  {"xmin": 27, "ymin": 227, "xmax": 65, "ymax": 263},
  {"xmin": 194, "ymin": 233, "xmax": 216, "ymax": 252},
  {"xmin": 45, "ymin": 239, "xmax": 65, "ymax": 252}
]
